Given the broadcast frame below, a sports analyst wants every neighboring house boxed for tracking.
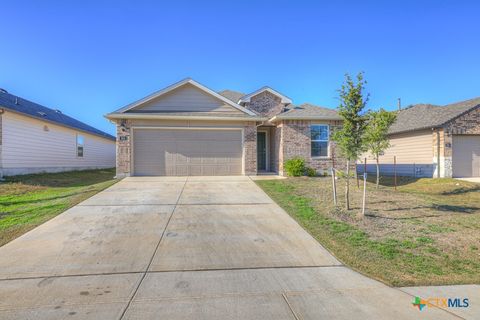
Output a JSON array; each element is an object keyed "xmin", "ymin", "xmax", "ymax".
[
  {"xmin": 0, "ymin": 89, "xmax": 116, "ymax": 176},
  {"xmin": 106, "ymin": 78, "xmax": 345, "ymax": 177},
  {"xmin": 361, "ymin": 98, "xmax": 480, "ymax": 178}
]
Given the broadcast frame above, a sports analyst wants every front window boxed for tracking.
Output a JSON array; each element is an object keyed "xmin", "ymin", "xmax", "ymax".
[
  {"xmin": 76, "ymin": 134, "xmax": 84, "ymax": 157},
  {"xmin": 311, "ymin": 125, "xmax": 329, "ymax": 157}
]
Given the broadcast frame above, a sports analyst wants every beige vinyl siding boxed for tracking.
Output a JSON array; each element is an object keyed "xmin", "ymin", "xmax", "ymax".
[
  {"xmin": 129, "ymin": 119, "xmax": 245, "ymax": 128},
  {"xmin": 360, "ymin": 130, "xmax": 434, "ymax": 177},
  {"xmin": 130, "ymin": 83, "xmax": 243, "ymax": 114},
  {"xmin": 2, "ymin": 111, "xmax": 115, "ymax": 175},
  {"xmin": 366, "ymin": 130, "xmax": 433, "ymax": 164}
]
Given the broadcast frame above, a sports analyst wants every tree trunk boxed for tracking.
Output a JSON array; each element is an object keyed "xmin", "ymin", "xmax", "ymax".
[
  {"xmin": 354, "ymin": 163, "xmax": 359, "ymax": 189},
  {"xmin": 376, "ymin": 157, "xmax": 380, "ymax": 189},
  {"xmin": 345, "ymin": 160, "xmax": 350, "ymax": 210}
]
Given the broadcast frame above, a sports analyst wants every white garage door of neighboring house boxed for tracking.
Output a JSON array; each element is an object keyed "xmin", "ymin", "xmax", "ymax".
[
  {"xmin": 132, "ymin": 128, "xmax": 243, "ymax": 176},
  {"xmin": 452, "ymin": 135, "xmax": 480, "ymax": 177}
]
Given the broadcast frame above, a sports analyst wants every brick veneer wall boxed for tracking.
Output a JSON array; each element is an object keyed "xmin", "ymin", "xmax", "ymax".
[
  {"xmin": 277, "ymin": 120, "xmax": 347, "ymax": 175},
  {"xmin": 445, "ymin": 105, "xmax": 480, "ymax": 135},
  {"xmin": 246, "ymin": 91, "xmax": 285, "ymax": 118},
  {"xmin": 115, "ymin": 119, "xmax": 131, "ymax": 178},
  {"xmin": 274, "ymin": 125, "xmax": 282, "ymax": 173},
  {"xmin": 243, "ymin": 122, "xmax": 257, "ymax": 175}
]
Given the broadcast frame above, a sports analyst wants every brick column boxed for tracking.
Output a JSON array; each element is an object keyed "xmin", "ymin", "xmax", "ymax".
[
  {"xmin": 443, "ymin": 131, "xmax": 453, "ymax": 178},
  {"xmin": 116, "ymin": 119, "xmax": 131, "ymax": 178},
  {"xmin": 273, "ymin": 124, "xmax": 283, "ymax": 174},
  {"xmin": 243, "ymin": 122, "xmax": 257, "ymax": 175}
]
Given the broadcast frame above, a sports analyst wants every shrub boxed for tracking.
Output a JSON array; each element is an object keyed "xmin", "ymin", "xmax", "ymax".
[
  {"xmin": 284, "ymin": 158, "xmax": 306, "ymax": 177},
  {"xmin": 305, "ymin": 167, "xmax": 316, "ymax": 177}
]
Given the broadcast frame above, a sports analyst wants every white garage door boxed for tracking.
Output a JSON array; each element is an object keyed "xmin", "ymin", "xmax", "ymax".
[
  {"xmin": 452, "ymin": 135, "xmax": 480, "ymax": 177},
  {"xmin": 133, "ymin": 128, "xmax": 243, "ymax": 176}
]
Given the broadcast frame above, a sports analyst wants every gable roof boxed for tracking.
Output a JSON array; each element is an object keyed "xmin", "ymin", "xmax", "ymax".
[
  {"xmin": 238, "ymin": 86, "xmax": 292, "ymax": 104},
  {"xmin": 218, "ymin": 90, "xmax": 245, "ymax": 103},
  {"xmin": 0, "ymin": 90, "xmax": 115, "ymax": 141},
  {"xmin": 389, "ymin": 97, "xmax": 480, "ymax": 134},
  {"xmin": 109, "ymin": 78, "xmax": 256, "ymax": 116},
  {"xmin": 272, "ymin": 103, "xmax": 341, "ymax": 121}
]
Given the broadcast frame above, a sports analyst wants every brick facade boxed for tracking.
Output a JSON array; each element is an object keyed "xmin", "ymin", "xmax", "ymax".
[
  {"xmin": 112, "ymin": 105, "xmax": 347, "ymax": 177},
  {"xmin": 243, "ymin": 122, "xmax": 257, "ymax": 175},
  {"xmin": 273, "ymin": 125, "xmax": 282, "ymax": 173},
  {"xmin": 281, "ymin": 120, "xmax": 310, "ymax": 174},
  {"xmin": 445, "ymin": 106, "xmax": 480, "ymax": 135},
  {"xmin": 112, "ymin": 86, "xmax": 350, "ymax": 177},
  {"xmin": 245, "ymin": 91, "xmax": 285, "ymax": 118},
  {"xmin": 276, "ymin": 120, "xmax": 346, "ymax": 176},
  {"xmin": 115, "ymin": 119, "xmax": 131, "ymax": 178}
]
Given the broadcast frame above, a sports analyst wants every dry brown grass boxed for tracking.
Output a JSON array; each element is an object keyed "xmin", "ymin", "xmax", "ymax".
[{"xmin": 257, "ymin": 177, "xmax": 480, "ymax": 286}]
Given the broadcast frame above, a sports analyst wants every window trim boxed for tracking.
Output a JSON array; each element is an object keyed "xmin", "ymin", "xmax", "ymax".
[
  {"xmin": 310, "ymin": 124, "xmax": 330, "ymax": 159},
  {"xmin": 76, "ymin": 134, "xmax": 84, "ymax": 158}
]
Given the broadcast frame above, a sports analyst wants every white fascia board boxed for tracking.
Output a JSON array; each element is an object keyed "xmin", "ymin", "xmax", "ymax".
[
  {"xmin": 112, "ymin": 78, "xmax": 256, "ymax": 116},
  {"xmin": 105, "ymin": 113, "xmax": 267, "ymax": 122},
  {"xmin": 270, "ymin": 115, "xmax": 342, "ymax": 122},
  {"xmin": 239, "ymin": 86, "xmax": 293, "ymax": 104}
]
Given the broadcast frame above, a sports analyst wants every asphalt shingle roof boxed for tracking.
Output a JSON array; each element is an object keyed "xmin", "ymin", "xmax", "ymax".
[
  {"xmin": 219, "ymin": 89, "xmax": 340, "ymax": 120},
  {"xmin": 389, "ymin": 97, "xmax": 480, "ymax": 134},
  {"xmin": 277, "ymin": 103, "xmax": 341, "ymax": 120},
  {"xmin": 0, "ymin": 90, "xmax": 115, "ymax": 141},
  {"xmin": 218, "ymin": 90, "xmax": 245, "ymax": 103}
]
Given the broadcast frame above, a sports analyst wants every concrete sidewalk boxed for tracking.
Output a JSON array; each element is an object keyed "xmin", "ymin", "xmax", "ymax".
[
  {"xmin": 456, "ymin": 177, "xmax": 480, "ymax": 184},
  {"xmin": 0, "ymin": 176, "xmax": 467, "ymax": 319}
]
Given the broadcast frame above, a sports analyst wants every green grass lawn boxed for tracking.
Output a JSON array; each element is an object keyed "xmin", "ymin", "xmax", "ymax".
[
  {"xmin": 0, "ymin": 168, "xmax": 118, "ymax": 247},
  {"xmin": 256, "ymin": 176, "xmax": 480, "ymax": 287}
]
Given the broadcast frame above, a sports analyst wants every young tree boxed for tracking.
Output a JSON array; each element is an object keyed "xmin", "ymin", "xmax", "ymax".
[
  {"xmin": 364, "ymin": 109, "xmax": 397, "ymax": 188},
  {"xmin": 332, "ymin": 72, "xmax": 369, "ymax": 210}
]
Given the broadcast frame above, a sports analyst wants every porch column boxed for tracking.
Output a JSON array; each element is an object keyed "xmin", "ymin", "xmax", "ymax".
[{"xmin": 243, "ymin": 122, "xmax": 257, "ymax": 175}]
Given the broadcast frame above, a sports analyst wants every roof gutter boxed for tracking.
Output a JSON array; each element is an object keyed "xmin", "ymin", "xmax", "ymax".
[
  {"xmin": 388, "ymin": 126, "xmax": 437, "ymax": 136},
  {"xmin": 270, "ymin": 115, "xmax": 343, "ymax": 122},
  {"xmin": 105, "ymin": 113, "xmax": 268, "ymax": 122}
]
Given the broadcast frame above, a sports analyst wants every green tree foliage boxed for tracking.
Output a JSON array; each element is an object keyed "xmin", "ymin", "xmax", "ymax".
[
  {"xmin": 364, "ymin": 109, "xmax": 397, "ymax": 188},
  {"xmin": 332, "ymin": 72, "xmax": 369, "ymax": 210}
]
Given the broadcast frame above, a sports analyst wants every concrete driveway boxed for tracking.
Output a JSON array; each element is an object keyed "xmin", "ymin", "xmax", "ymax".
[{"xmin": 0, "ymin": 176, "xmax": 460, "ymax": 319}]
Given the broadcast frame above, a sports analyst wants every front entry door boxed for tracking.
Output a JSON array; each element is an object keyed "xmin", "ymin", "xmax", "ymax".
[{"xmin": 257, "ymin": 131, "xmax": 267, "ymax": 171}]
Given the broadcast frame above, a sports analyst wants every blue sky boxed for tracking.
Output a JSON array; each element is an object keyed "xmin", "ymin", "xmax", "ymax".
[{"xmin": 1, "ymin": 0, "xmax": 479, "ymax": 135}]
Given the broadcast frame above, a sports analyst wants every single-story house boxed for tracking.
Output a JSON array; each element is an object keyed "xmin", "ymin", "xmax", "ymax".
[
  {"xmin": 361, "ymin": 97, "xmax": 480, "ymax": 178},
  {"xmin": 106, "ymin": 78, "xmax": 345, "ymax": 177},
  {"xmin": 0, "ymin": 89, "xmax": 116, "ymax": 176}
]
